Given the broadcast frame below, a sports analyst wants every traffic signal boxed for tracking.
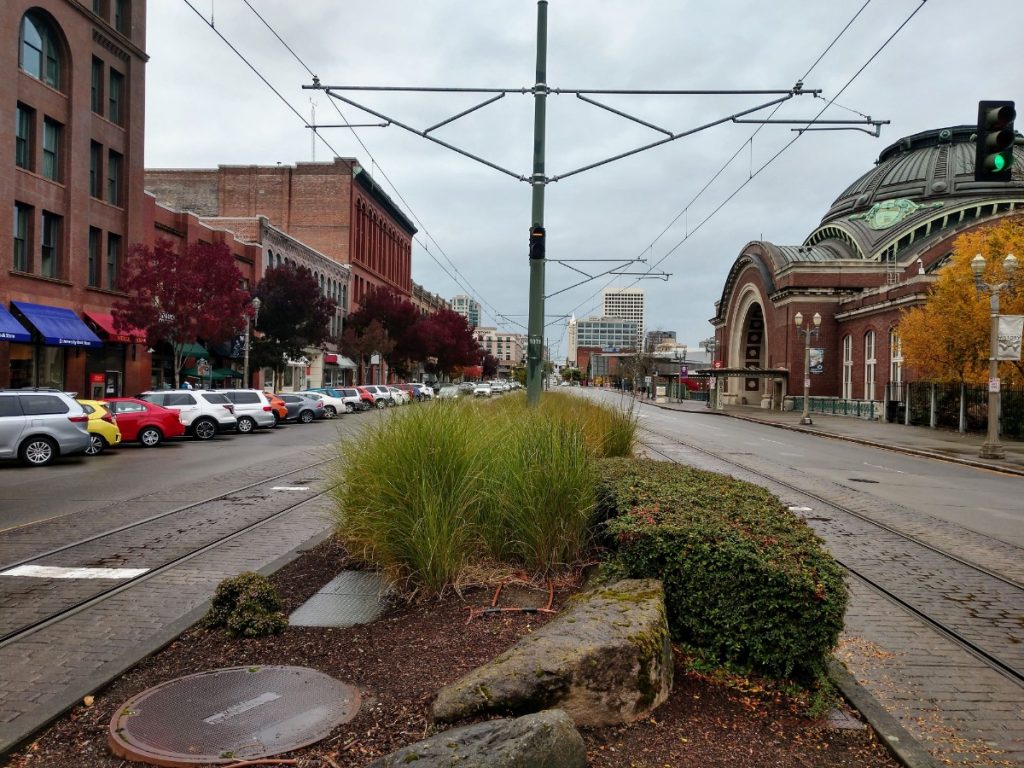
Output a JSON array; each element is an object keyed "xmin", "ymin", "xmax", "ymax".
[
  {"xmin": 529, "ymin": 225, "xmax": 546, "ymax": 260},
  {"xmin": 975, "ymin": 100, "xmax": 1016, "ymax": 182}
]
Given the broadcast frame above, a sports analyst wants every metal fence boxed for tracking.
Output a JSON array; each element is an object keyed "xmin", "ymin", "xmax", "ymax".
[
  {"xmin": 789, "ymin": 397, "xmax": 879, "ymax": 420},
  {"xmin": 888, "ymin": 382, "xmax": 1024, "ymax": 440}
]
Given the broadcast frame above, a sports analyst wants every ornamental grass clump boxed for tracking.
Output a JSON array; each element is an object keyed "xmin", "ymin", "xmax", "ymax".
[{"xmin": 596, "ymin": 458, "xmax": 847, "ymax": 682}]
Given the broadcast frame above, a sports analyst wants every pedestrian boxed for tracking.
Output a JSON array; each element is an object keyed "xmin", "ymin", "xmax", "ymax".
[{"xmin": 183, "ymin": 378, "xmax": 193, "ymax": 390}]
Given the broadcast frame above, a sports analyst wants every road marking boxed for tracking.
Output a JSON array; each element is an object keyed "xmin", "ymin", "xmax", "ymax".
[
  {"xmin": 788, "ymin": 506, "xmax": 813, "ymax": 513},
  {"xmin": 1, "ymin": 565, "xmax": 149, "ymax": 579},
  {"xmin": 863, "ymin": 462, "xmax": 904, "ymax": 474},
  {"xmin": 271, "ymin": 486, "xmax": 310, "ymax": 491},
  {"xmin": 761, "ymin": 438, "xmax": 788, "ymax": 446}
]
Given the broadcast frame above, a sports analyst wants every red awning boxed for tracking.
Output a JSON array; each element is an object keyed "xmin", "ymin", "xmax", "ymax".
[
  {"xmin": 323, "ymin": 353, "xmax": 339, "ymax": 364},
  {"xmin": 83, "ymin": 312, "xmax": 146, "ymax": 343}
]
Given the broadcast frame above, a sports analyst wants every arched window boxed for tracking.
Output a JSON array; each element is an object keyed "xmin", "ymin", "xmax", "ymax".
[
  {"xmin": 842, "ymin": 335, "xmax": 853, "ymax": 400},
  {"xmin": 20, "ymin": 12, "xmax": 62, "ymax": 89},
  {"xmin": 864, "ymin": 331, "xmax": 876, "ymax": 401},
  {"xmin": 889, "ymin": 328, "xmax": 903, "ymax": 398}
]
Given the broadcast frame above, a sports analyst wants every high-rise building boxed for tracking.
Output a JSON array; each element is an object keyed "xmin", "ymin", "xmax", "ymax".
[
  {"xmin": 602, "ymin": 288, "xmax": 645, "ymax": 343},
  {"xmin": 644, "ymin": 330, "xmax": 676, "ymax": 353},
  {"xmin": 451, "ymin": 294, "xmax": 481, "ymax": 328},
  {"xmin": 576, "ymin": 317, "xmax": 638, "ymax": 351}
]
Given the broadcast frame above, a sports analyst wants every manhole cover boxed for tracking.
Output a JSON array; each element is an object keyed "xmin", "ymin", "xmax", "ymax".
[{"xmin": 109, "ymin": 666, "xmax": 360, "ymax": 766}]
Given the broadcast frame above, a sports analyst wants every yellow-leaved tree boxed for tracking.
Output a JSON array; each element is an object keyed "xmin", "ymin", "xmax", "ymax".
[{"xmin": 898, "ymin": 217, "xmax": 1024, "ymax": 385}]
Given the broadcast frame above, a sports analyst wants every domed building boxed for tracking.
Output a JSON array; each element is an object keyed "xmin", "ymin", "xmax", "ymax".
[{"xmin": 710, "ymin": 125, "xmax": 1024, "ymax": 412}]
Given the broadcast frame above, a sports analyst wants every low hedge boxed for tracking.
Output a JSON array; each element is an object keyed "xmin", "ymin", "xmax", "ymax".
[{"xmin": 596, "ymin": 458, "xmax": 846, "ymax": 681}]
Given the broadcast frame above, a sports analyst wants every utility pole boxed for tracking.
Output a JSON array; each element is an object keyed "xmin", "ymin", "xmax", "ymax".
[{"xmin": 526, "ymin": 1, "xmax": 548, "ymax": 405}]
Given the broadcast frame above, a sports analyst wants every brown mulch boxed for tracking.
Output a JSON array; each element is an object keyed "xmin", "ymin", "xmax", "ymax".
[{"xmin": 8, "ymin": 537, "xmax": 899, "ymax": 767}]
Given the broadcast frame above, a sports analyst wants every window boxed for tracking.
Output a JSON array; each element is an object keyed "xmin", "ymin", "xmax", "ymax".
[
  {"xmin": 91, "ymin": 57, "xmax": 103, "ymax": 113},
  {"xmin": 890, "ymin": 329, "xmax": 903, "ymax": 399},
  {"xmin": 864, "ymin": 331, "xmax": 876, "ymax": 401},
  {"xmin": 114, "ymin": 0, "xmax": 129, "ymax": 33},
  {"xmin": 19, "ymin": 12, "xmax": 61, "ymax": 89},
  {"xmin": 841, "ymin": 335, "xmax": 853, "ymax": 400},
  {"xmin": 41, "ymin": 211, "xmax": 60, "ymax": 278},
  {"xmin": 92, "ymin": 0, "xmax": 106, "ymax": 17},
  {"xmin": 90, "ymin": 142, "xmax": 102, "ymax": 197},
  {"xmin": 107, "ymin": 233, "xmax": 121, "ymax": 289},
  {"xmin": 108, "ymin": 68, "xmax": 124, "ymax": 125},
  {"xmin": 20, "ymin": 394, "xmax": 69, "ymax": 415},
  {"xmin": 16, "ymin": 104, "xmax": 34, "ymax": 170},
  {"xmin": 42, "ymin": 118, "xmax": 61, "ymax": 181},
  {"xmin": 13, "ymin": 204, "xmax": 31, "ymax": 272},
  {"xmin": 107, "ymin": 150, "xmax": 122, "ymax": 205},
  {"xmin": 88, "ymin": 227, "xmax": 101, "ymax": 286}
]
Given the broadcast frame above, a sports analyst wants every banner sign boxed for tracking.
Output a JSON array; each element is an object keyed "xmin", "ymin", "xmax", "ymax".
[
  {"xmin": 997, "ymin": 316, "xmax": 1023, "ymax": 360},
  {"xmin": 809, "ymin": 348, "xmax": 825, "ymax": 374}
]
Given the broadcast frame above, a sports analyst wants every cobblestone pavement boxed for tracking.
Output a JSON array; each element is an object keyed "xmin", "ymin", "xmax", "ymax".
[{"xmin": 629, "ymin": 400, "xmax": 1024, "ymax": 768}]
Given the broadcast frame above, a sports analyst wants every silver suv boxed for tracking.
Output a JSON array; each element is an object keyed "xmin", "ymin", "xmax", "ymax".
[
  {"xmin": 137, "ymin": 390, "xmax": 237, "ymax": 440},
  {"xmin": 219, "ymin": 389, "xmax": 276, "ymax": 433},
  {"xmin": 0, "ymin": 389, "xmax": 92, "ymax": 466}
]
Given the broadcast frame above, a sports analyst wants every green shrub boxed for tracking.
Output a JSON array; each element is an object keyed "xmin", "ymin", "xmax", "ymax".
[
  {"xmin": 596, "ymin": 458, "xmax": 846, "ymax": 681},
  {"xmin": 204, "ymin": 571, "xmax": 287, "ymax": 638}
]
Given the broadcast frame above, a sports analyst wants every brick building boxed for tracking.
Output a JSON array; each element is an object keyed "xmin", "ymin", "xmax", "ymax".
[
  {"xmin": 710, "ymin": 126, "xmax": 1024, "ymax": 410},
  {"xmin": 474, "ymin": 327, "xmax": 525, "ymax": 376},
  {"xmin": 144, "ymin": 159, "xmax": 417, "ymax": 312}
]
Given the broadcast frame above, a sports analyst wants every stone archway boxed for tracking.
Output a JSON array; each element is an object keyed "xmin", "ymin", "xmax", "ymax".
[{"xmin": 726, "ymin": 288, "xmax": 768, "ymax": 405}]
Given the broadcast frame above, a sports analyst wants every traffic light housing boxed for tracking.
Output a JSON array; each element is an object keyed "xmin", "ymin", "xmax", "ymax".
[
  {"xmin": 975, "ymin": 100, "xmax": 1016, "ymax": 182},
  {"xmin": 529, "ymin": 225, "xmax": 546, "ymax": 260}
]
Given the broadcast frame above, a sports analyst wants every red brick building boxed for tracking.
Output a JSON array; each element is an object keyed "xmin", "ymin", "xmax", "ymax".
[
  {"xmin": 144, "ymin": 159, "xmax": 417, "ymax": 312},
  {"xmin": 711, "ymin": 126, "xmax": 1024, "ymax": 411},
  {"xmin": 2, "ymin": 0, "xmax": 260, "ymax": 395}
]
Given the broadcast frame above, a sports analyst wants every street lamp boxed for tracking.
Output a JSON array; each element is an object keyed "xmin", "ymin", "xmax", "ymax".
[
  {"xmin": 971, "ymin": 252, "xmax": 1018, "ymax": 460},
  {"xmin": 243, "ymin": 296, "xmax": 261, "ymax": 388},
  {"xmin": 794, "ymin": 311, "xmax": 821, "ymax": 425}
]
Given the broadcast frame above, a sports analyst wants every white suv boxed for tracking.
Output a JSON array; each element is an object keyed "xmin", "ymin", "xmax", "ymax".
[
  {"xmin": 138, "ymin": 390, "xmax": 237, "ymax": 440},
  {"xmin": 220, "ymin": 389, "xmax": 277, "ymax": 433}
]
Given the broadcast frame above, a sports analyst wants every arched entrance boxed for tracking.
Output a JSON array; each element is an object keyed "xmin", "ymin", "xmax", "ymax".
[{"xmin": 725, "ymin": 289, "xmax": 770, "ymax": 406}]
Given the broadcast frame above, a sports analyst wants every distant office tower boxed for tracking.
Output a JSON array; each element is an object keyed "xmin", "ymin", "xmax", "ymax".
[
  {"xmin": 451, "ymin": 294, "xmax": 481, "ymax": 328},
  {"xmin": 576, "ymin": 316, "xmax": 639, "ymax": 350},
  {"xmin": 602, "ymin": 288, "xmax": 645, "ymax": 343},
  {"xmin": 566, "ymin": 314, "xmax": 578, "ymax": 365},
  {"xmin": 644, "ymin": 329, "xmax": 676, "ymax": 353}
]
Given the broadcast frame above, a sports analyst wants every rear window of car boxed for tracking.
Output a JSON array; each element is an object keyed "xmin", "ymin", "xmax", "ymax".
[
  {"xmin": 164, "ymin": 393, "xmax": 197, "ymax": 407},
  {"xmin": 339, "ymin": 389, "xmax": 357, "ymax": 397},
  {"xmin": 0, "ymin": 396, "xmax": 22, "ymax": 417},
  {"xmin": 226, "ymin": 392, "xmax": 260, "ymax": 404},
  {"xmin": 112, "ymin": 401, "xmax": 146, "ymax": 413},
  {"xmin": 19, "ymin": 394, "xmax": 70, "ymax": 415},
  {"xmin": 200, "ymin": 393, "xmax": 230, "ymax": 404},
  {"xmin": 280, "ymin": 395, "xmax": 299, "ymax": 403}
]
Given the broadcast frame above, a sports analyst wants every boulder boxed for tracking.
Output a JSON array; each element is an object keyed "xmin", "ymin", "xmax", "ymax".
[
  {"xmin": 366, "ymin": 709, "xmax": 586, "ymax": 768},
  {"xmin": 431, "ymin": 578, "xmax": 672, "ymax": 727}
]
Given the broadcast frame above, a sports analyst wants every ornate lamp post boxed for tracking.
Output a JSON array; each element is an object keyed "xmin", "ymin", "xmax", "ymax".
[
  {"xmin": 243, "ymin": 297, "xmax": 261, "ymax": 388},
  {"xmin": 970, "ymin": 252, "xmax": 1017, "ymax": 460},
  {"xmin": 794, "ymin": 311, "xmax": 821, "ymax": 425}
]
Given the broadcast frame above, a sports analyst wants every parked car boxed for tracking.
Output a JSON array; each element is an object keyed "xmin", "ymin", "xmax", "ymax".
[
  {"xmin": 436, "ymin": 385, "xmax": 461, "ymax": 400},
  {"xmin": 473, "ymin": 383, "xmax": 493, "ymax": 397},
  {"xmin": 220, "ymin": 389, "xmax": 277, "ymax": 433},
  {"xmin": 76, "ymin": 399, "xmax": 123, "ymax": 456},
  {"xmin": 353, "ymin": 386, "xmax": 377, "ymax": 411},
  {"xmin": 275, "ymin": 392, "xmax": 325, "ymax": 423},
  {"xmin": 262, "ymin": 392, "xmax": 289, "ymax": 425},
  {"xmin": 325, "ymin": 387, "xmax": 368, "ymax": 413},
  {"xmin": 387, "ymin": 386, "xmax": 411, "ymax": 405},
  {"xmin": 395, "ymin": 384, "xmax": 424, "ymax": 402},
  {"xmin": 0, "ymin": 389, "xmax": 91, "ymax": 466},
  {"xmin": 359, "ymin": 385, "xmax": 393, "ymax": 409},
  {"xmin": 137, "ymin": 390, "xmax": 237, "ymax": 440},
  {"xmin": 301, "ymin": 389, "xmax": 346, "ymax": 418},
  {"xmin": 101, "ymin": 397, "xmax": 186, "ymax": 447},
  {"xmin": 407, "ymin": 382, "xmax": 434, "ymax": 399}
]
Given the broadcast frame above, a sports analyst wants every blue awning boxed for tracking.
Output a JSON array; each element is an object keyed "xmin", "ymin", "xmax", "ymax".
[
  {"xmin": 0, "ymin": 305, "xmax": 31, "ymax": 343},
  {"xmin": 12, "ymin": 301, "xmax": 102, "ymax": 348}
]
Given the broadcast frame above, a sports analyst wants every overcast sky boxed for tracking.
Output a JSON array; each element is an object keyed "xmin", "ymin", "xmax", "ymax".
[{"xmin": 144, "ymin": 1, "xmax": 1023, "ymax": 361}]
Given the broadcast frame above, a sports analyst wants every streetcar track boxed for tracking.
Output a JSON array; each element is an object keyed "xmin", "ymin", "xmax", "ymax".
[{"xmin": 636, "ymin": 428, "xmax": 1024, "ymax": 688}]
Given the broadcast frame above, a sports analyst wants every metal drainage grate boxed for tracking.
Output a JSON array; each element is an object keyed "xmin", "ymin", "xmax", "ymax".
[{"xmin": 109, "ymin": 665, "xmax": 360, "ymax": 766}]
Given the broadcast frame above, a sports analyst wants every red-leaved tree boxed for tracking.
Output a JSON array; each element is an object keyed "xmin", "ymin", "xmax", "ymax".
[
  {"xmin": 419, "ymin": 309, "xmax": 483, "ymax": 377},
  {"xmin": 343, "ymin": 287, "xmax": 424, "ymax": 378},
  {"xmin": 113, "ymin": 239, "xmax": 253, "ymax": 387}
]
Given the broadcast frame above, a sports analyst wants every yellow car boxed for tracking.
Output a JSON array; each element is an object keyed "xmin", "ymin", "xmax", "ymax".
[{"xmin": 77, "ymin": 399, "xmax": 123, "ymax": 456}]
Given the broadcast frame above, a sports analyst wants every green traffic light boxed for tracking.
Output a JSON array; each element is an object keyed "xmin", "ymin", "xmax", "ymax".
[{"xmin": 994, "ymin": 154, "xmax": 1007, "ymax": 171}]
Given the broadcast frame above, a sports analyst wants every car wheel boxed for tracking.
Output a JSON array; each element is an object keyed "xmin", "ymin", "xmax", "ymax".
[
  {"xmin": 236, "ymin": 416, "xmax": 257, "ymax": 434},
  {"xmin": 344, "ymin": 402, "xmax": 354, "ymax": 414},
  {"xmin": 299, "ymin": 409, "xmax": 315, "ymax": 424},
  {"xmin": 192, "ymin": 418, "xmax": 217, "ymax": 440},
  {"xmin": 325, "ymin": 405, "xmax": 337, "ymax": 418},
  {"xmin": 139, "ymin": 426, "xmax": 163, "ymax": 447},
  {"xmin": 375, "ymin": 399, "xmax": 386, "ymax": 409},
  {"xmin": 84, "ymin": 434, "xmax": 106, "ymax": 456},
  {"xmin": 20, "ymin": 436, "xmax": 57, "ymax": 467}
]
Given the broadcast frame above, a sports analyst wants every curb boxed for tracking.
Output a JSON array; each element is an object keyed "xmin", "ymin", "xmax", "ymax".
[{"xmin": 828, "ymin": 659, "xmax": 941, "ymax": 768}]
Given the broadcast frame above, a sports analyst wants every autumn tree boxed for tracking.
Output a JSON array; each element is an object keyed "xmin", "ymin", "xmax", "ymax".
[
  {"xmin": 250, "ymin": 264, "xmax": 337, "ymax": 387},
  {"xmin": 898, "ymin": 218, "xmax": 1024, "ymax": 385},
  {"xmin": 340, "ymin": 319, "xmax": 395, "ymax": 384},
  {"xmin": 482, "ymin": 352, "xmax": 499, "ymax": 378},
  {"xmin": 343, "ymin": 287, "xmax": 424, "ymax": 377},
  {"xmin": 419, "ymin": 309, "xmax": 483, "ymax": 377},
  {"xmin": 113, "ymin": 239, "xmax": 252, "ymax": 387}
]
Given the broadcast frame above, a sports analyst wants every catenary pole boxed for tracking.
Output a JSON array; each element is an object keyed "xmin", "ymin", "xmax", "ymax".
[{"xmin": 526, "ymin": 0, "xmax": 548, "ymax": 405}]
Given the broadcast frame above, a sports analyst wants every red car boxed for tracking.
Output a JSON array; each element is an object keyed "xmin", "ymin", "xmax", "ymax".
[
  {"xmin": 354, "ymin": 386, "xmax": 377, "ymax": 410},
  {"xmin": 101, "ymin": 397, "xmax": 186, "ymax": 447}
]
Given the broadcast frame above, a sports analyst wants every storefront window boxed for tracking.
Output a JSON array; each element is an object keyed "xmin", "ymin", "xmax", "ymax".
[
  {"xmin": 38, "ymin": 347, "xmax": 65, "ymax": 389},
  {"xmin": 8, "ymin": 345, "xmax": 34, "ymax": 388}
]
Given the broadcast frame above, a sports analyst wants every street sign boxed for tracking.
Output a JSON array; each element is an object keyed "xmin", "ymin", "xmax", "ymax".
[
  {"xmin": 989, "ymin": 378, "xmax": 1001, "ymax": 393},
  {"xmin": 712, "ymin": 360, "xmax": 724, "ymax": 369},
  {"xmin": 679, "ymin": 365, "xmax": 688, "ymax": 378}
]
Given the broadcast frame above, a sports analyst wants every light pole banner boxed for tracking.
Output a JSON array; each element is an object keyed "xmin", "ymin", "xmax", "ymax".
[
  {"xmin": 809, "ymin": 348, "xmax": 825, "ymax": 374},
  {"xmin": 997, "ymin": 316, "xmax": 1023, "ymax": 360}
]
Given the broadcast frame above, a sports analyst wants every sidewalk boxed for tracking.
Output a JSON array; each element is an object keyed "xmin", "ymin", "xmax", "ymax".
[{"xmin": 639, "ymin": 395, "xmax": 1024, "ymax": 476}]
